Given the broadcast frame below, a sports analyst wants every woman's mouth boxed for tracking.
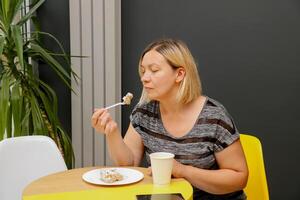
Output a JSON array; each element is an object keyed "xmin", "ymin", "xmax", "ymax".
[{"xmin": 144, "ymin": 86, "xmax": 153, "ymax": 90}]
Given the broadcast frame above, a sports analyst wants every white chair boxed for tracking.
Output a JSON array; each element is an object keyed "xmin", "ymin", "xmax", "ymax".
[{"xmin": 0, "ymin": 136, "xmax": 67, "ymax": 200}]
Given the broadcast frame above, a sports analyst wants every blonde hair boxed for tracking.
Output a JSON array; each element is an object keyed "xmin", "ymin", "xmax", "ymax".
[{"xmin": 138, "ymin": 38, "xmax": 202, "ymax": 104}]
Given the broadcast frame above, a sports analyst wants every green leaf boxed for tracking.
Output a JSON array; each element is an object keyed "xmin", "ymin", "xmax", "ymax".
[
  {"xmin": 0, "ymin": 21, "xmax": 6, "ymax": 34},
  {"xmin": 6, "ymin": 101, "xmax": 12, "ymax": 138},
  {"xmin": 57, "ymin": 126, "xmax": 74, "ymax": 169},
  {"xmin": 30, "ymin": 17, "xmax": 41, "ymax": 40},
  {"xmin": 9, "ymin": 0, "xmax": 23, "ymax": 25},
  {"xmin": 0, "ymin": 35, "xmax": 4, "ymax": 74},
  {"xmin": 33, "ymin": 31, "xmax": 71, "ymax": 66},
  {"xmin": 34, "ymin": 86, "xmax": 57, "ymax": 134},
  {"xmin": 30, "ymin": 43, "xmax": 73, "ymax": 91},
  {"xmin": 0, "ymin": 35, "xmax": 5, "ymax": 55},
  {"xmin": 20, "ymin": 98, "xmax": 31, "ymax": 136},
  {"xmin": 0, "ymin": 5, "xmax": 3, "ymax": 23},
  {"xmin": 0, "ymin": 73, "xmax": 10, "ymax": 140},
  {"xmin": 16, "ymin": 0, "xmax": 45, "ymax": 26},
  {"xmin": 0, "ymin": 0, "xmax": 75, "ymax": 169},
  {"xmin": 38, "ymin": 79, "xmax": 58, "ymax": 119},
  {"xmin": 11, "ymin": 24, "xmax": 24, "ymax": 69},
  {"xmin": 29, "ymin": 91, "xmax": 47, "ymax": 135},
  {"xmin": 31, "ymin": 31, "xmax": 80, "ymax": 84},
  {"xmin": 11, "ymin": 81, "xmax": 22, "ymax": 136},
  {"xmin": 0, "ymin": 0, "xmax": 9, "ymax": 27}
]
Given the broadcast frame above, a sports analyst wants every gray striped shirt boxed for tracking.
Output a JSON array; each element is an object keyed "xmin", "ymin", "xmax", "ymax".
[{"xmin": 130, "ymin": 96, "xmax": 246, "ymax": 200}]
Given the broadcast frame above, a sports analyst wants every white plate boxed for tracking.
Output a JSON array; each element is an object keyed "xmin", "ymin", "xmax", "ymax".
[{"xmin": 82, "ymin": 168, "xmax": 144, "ymax": 186}]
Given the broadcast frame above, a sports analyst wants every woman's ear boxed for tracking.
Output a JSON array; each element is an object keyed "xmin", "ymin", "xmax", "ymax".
[{"xmin": 175, "ymin": 67, "xmax": 186, "ymax": 83}]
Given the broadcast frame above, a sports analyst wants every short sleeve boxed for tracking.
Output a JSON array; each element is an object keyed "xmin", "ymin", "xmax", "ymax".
[
  {"xmin": 213, "ymin": 111, "xmax": 240, "ymax": 152},
  {"xmin": 129, "ymin": 103, "xmax": 141, "ymax": 128}
]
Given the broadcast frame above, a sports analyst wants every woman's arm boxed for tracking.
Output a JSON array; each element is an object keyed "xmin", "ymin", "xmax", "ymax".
[
  {"xmin": 173, "ymin": 139, "xmax": 248, "ymax": 194},
  {"xmin": 106, "ymin": 123, "xmax": 144, "ymax": 166},
  {"xmin": 123, "ymin": 124, "xmax": 144, "ymax": 166},
  {"xmin": 92, "ymin": 109, "xmax": 144, "ymax": 166}
]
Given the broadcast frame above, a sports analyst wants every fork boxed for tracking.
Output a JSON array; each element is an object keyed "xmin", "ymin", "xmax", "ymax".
[{"xmin": 105, "ymin": 102, "xmax": 126, "ymax": 110}]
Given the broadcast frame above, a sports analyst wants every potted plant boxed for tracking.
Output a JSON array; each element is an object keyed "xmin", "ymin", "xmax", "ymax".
[{"xmin": 0, "ymin": 0, "xmax": 77, "ymax": 168}]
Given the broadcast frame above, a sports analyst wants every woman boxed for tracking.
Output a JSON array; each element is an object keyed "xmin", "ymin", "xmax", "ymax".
[{"xmin": 91, "ymin": 38, "xmax": 248, "ymax": 200}]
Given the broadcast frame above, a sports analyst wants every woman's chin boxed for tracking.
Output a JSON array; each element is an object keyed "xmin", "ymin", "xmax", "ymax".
[
  {"xmin": 146, "ymin": 91, "xmax": 161, "ymax": 101},
  {"xmin": 147, "ymin": 94, "xmax": 157, "ymax": 101}
]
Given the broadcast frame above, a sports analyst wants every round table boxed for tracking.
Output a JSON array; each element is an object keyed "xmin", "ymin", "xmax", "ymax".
[{"xmin": 22, "ymin": 167, "xmax": 193, "ymax": 200}]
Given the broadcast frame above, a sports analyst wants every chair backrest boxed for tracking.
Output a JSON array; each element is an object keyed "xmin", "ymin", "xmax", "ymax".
[
  {"xmin": 0, "ymin": 136, "xmax": 67, "ymax": 200},
  {"xmin": 240, "ymin": 134, "xmax": 269, "ymax": 200}
]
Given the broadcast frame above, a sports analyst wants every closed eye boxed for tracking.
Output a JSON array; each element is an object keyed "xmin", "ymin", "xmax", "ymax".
[{"xmin": 150, "ymin": 66, "xmax": 160, "ymax": 72}]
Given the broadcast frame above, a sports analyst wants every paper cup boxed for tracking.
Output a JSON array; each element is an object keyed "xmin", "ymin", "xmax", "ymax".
[{"xmin": 150, "ymin": 152, "xmax": 175, "ymax": 185}]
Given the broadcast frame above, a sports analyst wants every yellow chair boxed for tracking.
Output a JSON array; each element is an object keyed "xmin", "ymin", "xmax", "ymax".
[{"xmin": 240, "ymin": 134, "xmax": 269, "ymax": 200}]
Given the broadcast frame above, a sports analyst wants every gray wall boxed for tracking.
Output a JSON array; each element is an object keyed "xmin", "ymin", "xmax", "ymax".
[
  {"xmin": 121, "ymin": 0, "xmax": 300, "ymax": 199},
  {"xmin": 37, "ymin": 0, "xmax": 71, "ymax": 136}
]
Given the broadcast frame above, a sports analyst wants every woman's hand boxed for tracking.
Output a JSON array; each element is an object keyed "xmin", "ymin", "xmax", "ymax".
[
  {"xmin": 146, "ymin": 167, "xmax": 152, "ymax": 176},
  {"xmin": 172, "ymin": 159, "xmax": 186, "ymax": 178},
  {"xmin": 147, "ymin": 159, "xmax": 186, "ymax": 178},
  {"xmin": 91, "ymin": 108, "xmax": 118, "ymax": 135}
]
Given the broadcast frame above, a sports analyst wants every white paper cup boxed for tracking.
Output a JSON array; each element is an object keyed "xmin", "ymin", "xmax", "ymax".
[{"xmin": 150, "ymin": 152, "xmax": 175, "ymax": 185}]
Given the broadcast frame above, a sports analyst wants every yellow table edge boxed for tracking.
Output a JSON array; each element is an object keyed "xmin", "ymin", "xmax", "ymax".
[{"xmin": 23, "ymin": 180, "xmax": 193, "ymax": 200}]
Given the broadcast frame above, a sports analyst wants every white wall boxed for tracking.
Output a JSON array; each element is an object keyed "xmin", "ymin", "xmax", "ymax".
[{"xmin": 69, "ymin": 0, "xmax": 121, "ymax": 167}]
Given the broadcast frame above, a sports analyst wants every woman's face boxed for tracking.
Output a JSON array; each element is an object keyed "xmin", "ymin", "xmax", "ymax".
[{"xmin": 140, "ymin": 50, "xmax": 181, "ymax": 101}]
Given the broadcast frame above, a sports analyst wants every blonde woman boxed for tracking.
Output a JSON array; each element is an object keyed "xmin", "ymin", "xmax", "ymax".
[{"xmin": 92, "ymin": 39, "xmax": 248, "ymax": 200}]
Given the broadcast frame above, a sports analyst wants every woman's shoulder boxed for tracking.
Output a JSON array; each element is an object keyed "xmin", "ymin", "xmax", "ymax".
[
  {"xmin": 205, "ymin": 96, "xmax": 226, "ymax": 109},
  {"xmin": 130, "ymin": 100, "xmax": 159, "ymax": 126},
  {"xmin": 131, "ymin": 100, "xmax": 159, "ymax": 116},
  {"xmin": 203, "ymin": 96, "xmax": 232, "ymax": 120}
]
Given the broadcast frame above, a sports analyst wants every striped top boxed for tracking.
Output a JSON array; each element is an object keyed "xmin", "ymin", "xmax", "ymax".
[{"xmin": 130, "ymin": 96, "xmax": 246, "ymax": 200}]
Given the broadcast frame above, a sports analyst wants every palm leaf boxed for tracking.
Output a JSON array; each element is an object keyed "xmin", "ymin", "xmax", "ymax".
[
  {"xmin": 0, "ymin": 4, "xmax": 3, "ymax": 23},
  {"xmin": 0, "ymin": 35, "xmax": 5, "ymax": 55},
  {"xmin": 34, "ymin": 86, "xmax": 57, "ymax": 134},
  {"xmin": 29, "ymin": 90, "xmax": 47, "ymax": 135},
  {"xmin": 29, "ymin": 31, "xmax": 80, "ymax": 83},
  {"xmin": 20, "ymin": 98, "xmax": 31, "ymax": 135},
  {"xmin": 11, "ymin": 81, "xmax": 23, "ymax": 136},
  {"xmin": 16, "ymin": 0, "xmax": 45, "ymax": 26},
  {"xmin": 9, "ymin": 0, "xmax": 23, "ymax": 25},
  {"xmin": 25, "ymin": 31, "xmax": 80, "ymax": 84},
  {"xmin": 0, "ymin": 20, "xmax": 8, "ymax": 36},
  {"xmin": 11, "ymin": 24, "xmax": 24, "ymax": 69},
  {"xmin": 0, "ymin": 35, "xmax": 5, "ymax": 74},
  {"xmin": 0, "ymin": 0, "xmax": 76, "ymax": 168},
  {"xmin": 30, "ymin": 16, "xmax": 41, "ymax": 40},
  {"xmin": 6, "ymin": 101, "xmax": 12, "ymax": 138},
  {"xmin": 34, "ymin": 31, "xmax": 71, "ymax": 66},
  {"xmin": 30, "ymin": 43, "xmax": 73, "ymax": 91},
  {"xmin": 38, "ymin": 79, "xmax": 58, "ymax": 118},
  {"xmin": 0, "ymin": 73, "xmax": 10, "ymax": 140},
  {"xmin": 0, "ymin": 0, "xmax": 9, "ymax": 27},
  {"xmin": 57, "ymin": 125, "xmax": 74, "ymax": 169}
]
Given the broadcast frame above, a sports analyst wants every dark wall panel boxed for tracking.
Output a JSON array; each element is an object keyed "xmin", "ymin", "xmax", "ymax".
[
  {"xmin": 37, "ymin": 0, "xmax": 71, "ymax": 136},
  {"xmin": 121, "ymin": 0, "xmax": 300, "ymax": 199}
]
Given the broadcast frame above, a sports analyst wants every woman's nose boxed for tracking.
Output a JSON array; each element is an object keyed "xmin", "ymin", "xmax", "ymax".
[{"xmin": 141, "ymin": 72, "xmax": 150, "ymax": 82}]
